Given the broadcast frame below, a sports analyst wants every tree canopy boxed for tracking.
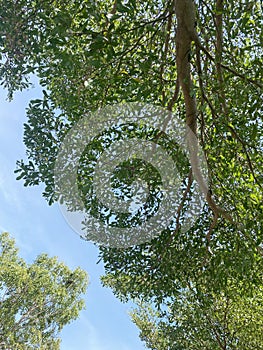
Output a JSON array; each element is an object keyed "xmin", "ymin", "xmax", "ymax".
[
  {"xmin": 0, "ymin": 0, "xmax": 262, "ymax": 348},
  {"xmin": 0, "ymin": 232, "xmax": 88, "ymax": 349},
  {"xmin": 130, "ymin": 281, "xmax": 263, "ymax": 349}
]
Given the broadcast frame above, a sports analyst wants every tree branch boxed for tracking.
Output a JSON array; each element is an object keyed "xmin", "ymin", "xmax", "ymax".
[{"xmin": 175, "ymin": 0, "xmax": 234, "ymax": 224}]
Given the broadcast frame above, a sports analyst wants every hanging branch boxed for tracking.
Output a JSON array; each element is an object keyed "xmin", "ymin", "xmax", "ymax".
[{"xmin": 174, "ymin": 0, "xmax": 234, "ymax": 224}]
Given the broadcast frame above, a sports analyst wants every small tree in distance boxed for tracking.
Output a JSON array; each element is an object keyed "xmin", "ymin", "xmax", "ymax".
[{"xmin": 0, "ymin": 232, "xmax": 88, "ymax": 350}]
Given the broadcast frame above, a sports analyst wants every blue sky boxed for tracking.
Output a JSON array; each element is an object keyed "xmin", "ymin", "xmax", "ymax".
[{"xmin": 0, "ymin": 82, "xmax": 145, "ymax": 349}]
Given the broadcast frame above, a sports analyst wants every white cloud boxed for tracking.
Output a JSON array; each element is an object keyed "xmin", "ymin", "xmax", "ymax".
[
  {"xmin": 0, "ymin": 163, "xmax": 22, "ymax": 211},
  {"xmin": 60, "ymin": 315, "xmax": 136, "ymax": 350}
]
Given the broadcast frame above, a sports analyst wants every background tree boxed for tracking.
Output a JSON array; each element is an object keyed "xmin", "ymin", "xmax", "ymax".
[
  {"xmin": 0, "ymin": 0, "xmax": 262, "ymax": 347},
  {"xmin": 0, "ymin": 232, "xmax": 88, "ymax": 349},
  {"xmin": 130, "ymin": 281, "xmax": 263, "ymax": 350}
]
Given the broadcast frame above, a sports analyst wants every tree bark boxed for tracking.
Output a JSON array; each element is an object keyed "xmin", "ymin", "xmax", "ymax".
[{"xmin": 174, "ymin": 0, "xmax": 234, "ymax": 223}]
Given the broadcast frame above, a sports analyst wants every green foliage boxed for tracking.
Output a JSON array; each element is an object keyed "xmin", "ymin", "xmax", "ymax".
[
  {"xmin": 131, "ymin": 282, "xmax": 263, "ymax": 350},
  {"xmin": 0, "ymin": 232, "xmax": 88, "ymax": 349},
  {"xmin": 0, "ymin": 0, "xmax": 262, "ymax": 348}
]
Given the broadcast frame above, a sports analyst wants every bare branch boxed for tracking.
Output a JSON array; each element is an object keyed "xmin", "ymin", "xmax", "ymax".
[{"xmin": 175, "ymin": 0, "xmax": 234, "ymax": 224}]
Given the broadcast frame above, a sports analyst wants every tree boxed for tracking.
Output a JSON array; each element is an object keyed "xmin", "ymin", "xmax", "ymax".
[
  {"xmin": 0, "ymin": 232, "xmax": 88, "ymax": 349},
  {"xmin": 130, "ymin": 282, "xmax": 263, "ymax": 350},
  {"xmin": 0, "ymin": 0, "xmax": 262, "ymax": 347}
]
